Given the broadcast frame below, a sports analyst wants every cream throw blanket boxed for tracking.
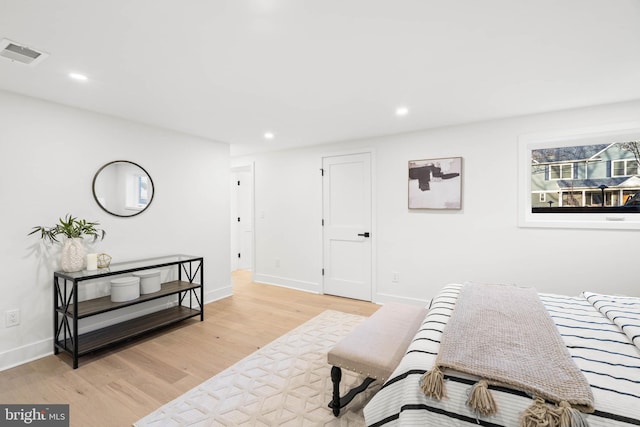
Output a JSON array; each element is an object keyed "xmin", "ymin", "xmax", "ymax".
[{"xmin": 420, "ymin": 283, "xmax": 594, "ymax": 426}]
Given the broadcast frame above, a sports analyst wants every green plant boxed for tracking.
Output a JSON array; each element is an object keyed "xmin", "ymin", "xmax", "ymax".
[{"xmin": 29, "ymin": 214, "xmax": 106, "ymax": 243}]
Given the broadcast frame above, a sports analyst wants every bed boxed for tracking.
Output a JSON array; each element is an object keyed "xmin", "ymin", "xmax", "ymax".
[{"xmin": 363, "ymin": 284, "xmax": 640, "ymax": 427}]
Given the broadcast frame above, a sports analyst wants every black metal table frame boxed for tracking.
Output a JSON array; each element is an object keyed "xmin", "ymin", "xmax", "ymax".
[{"xmin": 53, "ymin": 255, "xmax": 204, "ymax": 368}]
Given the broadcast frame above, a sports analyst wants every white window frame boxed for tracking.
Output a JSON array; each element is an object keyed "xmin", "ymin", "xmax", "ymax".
[
  {"xmin": 549, "ymin": 163, "xmax": 573, "ymax": 180},
  {"xmin": 518, "ymin": 122, "xmax": 640, "ymax": 230},
  {"xmin": 612, "ymin": 159, "xmax": 639, "ymax": 177}
]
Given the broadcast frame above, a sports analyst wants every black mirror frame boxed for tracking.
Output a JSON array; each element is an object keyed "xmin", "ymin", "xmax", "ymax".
[{"xmin": 92, "ymin": 160, "xmax": 155, "ymax": 218}]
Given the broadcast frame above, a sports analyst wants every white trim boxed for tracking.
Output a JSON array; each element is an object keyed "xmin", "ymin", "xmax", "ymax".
[
  {"xmin": 0, "ymin": 339, "xmax": 52, "ymax": 372},
  {"xmin": 253, "ymin": 273, "xmax": 320, "ymax": 294},
  {"xmin": 373, "ymin": 292, "xmax": 430, "ymax": 307},
  {"xmin": 205, "ymin": 286, "xmax": 233, "ymax": 304}
]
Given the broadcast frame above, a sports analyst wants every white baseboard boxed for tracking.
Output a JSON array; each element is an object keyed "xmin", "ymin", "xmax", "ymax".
[
  {"xmin": 0, "ymin": 285, "xmax": 233, "ymax": 372},
  {"xmin": 205, "ymin": 285, "xmax": 232, "ymax": 304},
  {"xmin": 253, "ymin": 274, "xmax": 320, "ymax": 294},
  {"xmin": 374, "ymin": 292, "xmax": 430, "ymax": 307},
  {"xmin": 0, "ymin": 339, "xmax": 52, "ymax": 372},
  {"xmin": 251, "ymin": 276, "xmax": 430, "ymax": 308}
]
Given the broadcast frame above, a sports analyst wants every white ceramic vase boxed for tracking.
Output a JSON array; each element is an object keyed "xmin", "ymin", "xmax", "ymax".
[{"xmin": 60, "ymin": 238, "xmax": 86, "ymax": 272}]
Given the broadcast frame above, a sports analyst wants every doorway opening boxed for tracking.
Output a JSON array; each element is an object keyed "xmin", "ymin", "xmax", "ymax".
[{"xmin": 231, "ymin": 164, "xmax": 255, "ymax": 279}]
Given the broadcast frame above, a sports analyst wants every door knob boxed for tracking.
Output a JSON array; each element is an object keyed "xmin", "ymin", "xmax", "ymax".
[{"xmin": 357, "ymin": 232, "xmax": 370, "ymax": 238}]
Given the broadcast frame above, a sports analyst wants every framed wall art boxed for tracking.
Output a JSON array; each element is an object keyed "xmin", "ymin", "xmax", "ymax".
[
  {"xmin": 518, "ymin": 122, "xmax": 640, "ymax": 229},
  {"xmin": 408, "ymin": 157, "xmax": 462, "ymax": 209}
]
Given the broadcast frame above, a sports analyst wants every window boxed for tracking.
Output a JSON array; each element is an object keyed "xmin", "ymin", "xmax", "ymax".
[
  {"xmin": 519, "ymin": 122, "xmax": 640, "ymax": 230},
  {"xmin": 624, "ymin": 190, "xmax": 638, "ymax": 205},
  {"xmin": 612, "ymin": 159, "xmax": 639, "ymax": 177},
  {"xmin": 125, "ymin": 174, "xmax": 149, "ymax": 210},
  {"xmin": 549, "ymin": 163, "xmax": 573, "ymax": 180},
  {"xmin": 586, "ymin": 191, "xmax": 615, "ymax": 206},
  {"xmin": 137, "ymin": 175, "xmax": 149, "ymax": 205},
  {"xmin": 587, "ymin": 191, "xmax": 603, "ymax": 206},
  {"xmin": 561, "ymin": 191, "xmax": 581, "ymax": 207}
]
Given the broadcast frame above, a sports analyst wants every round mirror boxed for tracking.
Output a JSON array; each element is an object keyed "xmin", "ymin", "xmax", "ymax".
[{"xmin": 92, "ymin": 160, "xmax": 154, "ymax": 217}]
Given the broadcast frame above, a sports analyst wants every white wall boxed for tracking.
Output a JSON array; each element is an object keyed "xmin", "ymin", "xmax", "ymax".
[
  {"xmin": 233, "ymin": 99, "xmax": 640, "ymax": 304},
  {"xmin": 248, "ymin": 150, "xmax": 324, "ymax": 292},
  {"xmin": 0, "ymin": 90, "xmax": 231, "ymax": 370}
]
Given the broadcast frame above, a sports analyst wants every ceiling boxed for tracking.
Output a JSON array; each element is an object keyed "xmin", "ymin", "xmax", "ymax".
[{"xmin": 1, "ymin": 0, "xmax": 640, "ymax": 156}]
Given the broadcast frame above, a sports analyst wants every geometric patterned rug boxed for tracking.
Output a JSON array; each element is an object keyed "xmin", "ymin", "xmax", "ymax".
[{"xmin": 134, "ymin": 310, "xmax": 381, "ymax": 426}]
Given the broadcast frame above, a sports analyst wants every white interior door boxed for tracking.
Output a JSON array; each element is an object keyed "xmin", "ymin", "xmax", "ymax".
[{"xmin": 322, "ymin": 152, "xmax": 372, "ymax": 301}]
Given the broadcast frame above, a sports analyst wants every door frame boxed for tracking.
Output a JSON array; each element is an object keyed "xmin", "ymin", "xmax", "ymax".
[
  {"xmin": 320, "ymin": 148, "xmax": 377, "ymax": 301},
  {"xmin": 231, "ymin": 162, "xmax": 256, "ymax": 278}
]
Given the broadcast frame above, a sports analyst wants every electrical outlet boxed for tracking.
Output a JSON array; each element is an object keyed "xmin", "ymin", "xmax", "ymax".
[
  {"xmin": 6, "ymin": 309, "xmax": 20, "ymax": 327},
  {"xmin": 392, "ymin": 272, "xmax": 400, "ymax": 283}
]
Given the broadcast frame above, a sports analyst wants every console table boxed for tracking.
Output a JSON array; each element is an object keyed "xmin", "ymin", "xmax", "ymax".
[{"xmin": 53, "ymin": 255, "xmax": 204, "ymax": 368}]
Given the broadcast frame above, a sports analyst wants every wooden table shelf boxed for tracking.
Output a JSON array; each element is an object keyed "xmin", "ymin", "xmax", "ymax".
[
  {"xmin": 60, "ymin": 280, "xmax": 201, "ymax": 319},
  {"xmin": 55, "ymin": 306, "xmax": 201, "ymax": 356}
]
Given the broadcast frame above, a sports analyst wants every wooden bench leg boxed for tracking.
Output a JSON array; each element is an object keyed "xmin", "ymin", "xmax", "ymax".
[
  {"xmin": 330, "ymin": 366, "xmax": 342, "ymax": 416},
  {"xmin": 329, "ymin": 366, "xmax": 376, "ymax": 417}
]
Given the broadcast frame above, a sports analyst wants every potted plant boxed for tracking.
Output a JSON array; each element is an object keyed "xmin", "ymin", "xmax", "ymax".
[{"xmin": 29, "ymin": 214, "xmax": 106, "ymax": 272}]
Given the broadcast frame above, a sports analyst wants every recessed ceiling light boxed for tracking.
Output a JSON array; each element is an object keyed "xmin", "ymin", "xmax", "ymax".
[
  {"xmin": 264, "ymin": 132, "xmax": 275, "ymax": 140},
  {"xmin": 395, "ymin": 106, "xmax": 409, "ymax": 116},
  {"xmin": 69, "ymin": 72, "xmax": 88, "ymax": 81}
]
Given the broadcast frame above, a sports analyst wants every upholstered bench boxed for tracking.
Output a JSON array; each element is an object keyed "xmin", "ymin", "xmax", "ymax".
[{"xmin": 327, "ymin": 302, "xmax": 428, "ymax": 416}]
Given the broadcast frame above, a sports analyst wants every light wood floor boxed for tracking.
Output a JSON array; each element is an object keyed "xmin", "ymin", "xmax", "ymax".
[{"xmin": 0, "ymin": 270, "xmax": 379, "ymax": 427}]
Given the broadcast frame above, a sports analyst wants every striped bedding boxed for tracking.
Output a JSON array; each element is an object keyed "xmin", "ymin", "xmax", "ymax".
[{"xmin": 363, "ymin": 284, "xmax": 640, "ymax": 426}]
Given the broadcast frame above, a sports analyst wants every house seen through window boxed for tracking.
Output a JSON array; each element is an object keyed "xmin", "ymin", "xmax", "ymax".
[{"xmin": 530, "ymin": 141, "xmax": 640, "ymax": 212}]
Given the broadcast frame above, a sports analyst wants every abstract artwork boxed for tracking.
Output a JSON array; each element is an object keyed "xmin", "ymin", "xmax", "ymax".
[{"xmin": 408, "ymin": 157, "xmax": 462, "ymax": 209}]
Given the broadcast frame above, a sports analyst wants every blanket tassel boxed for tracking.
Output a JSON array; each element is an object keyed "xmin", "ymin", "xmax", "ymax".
[
  {"xmin": 467, "ymin": 380, "xmax": 497, "ymax": 416},
  {"xmin": 520, "ymin": 398, "xmax": 590, "ymax": 427},
  {"xmin": 420, "ymin": 366, "xmax": 446, "ymax": 399},
  {"xmin": 520, "ymin": 397, "xmax": 554, "ymax": 427},
  {"xmin": 554, "ymin": 401, "xmax": 589, "ymax": 427}
]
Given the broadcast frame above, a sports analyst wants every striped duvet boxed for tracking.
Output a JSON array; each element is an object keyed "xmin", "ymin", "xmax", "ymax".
[{"xmin": 363, "ymin": 284, "xmax": 640, "ymax": 426}]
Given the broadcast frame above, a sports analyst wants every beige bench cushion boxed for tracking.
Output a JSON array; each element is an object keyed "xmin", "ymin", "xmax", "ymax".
[{"xmin": 328, "ymin": 302, "xmax": 428, "ymax": 381}]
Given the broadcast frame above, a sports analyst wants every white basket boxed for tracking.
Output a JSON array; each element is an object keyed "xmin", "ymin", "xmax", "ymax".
[
  {"xmin": 110, "ymin": 277, "xmax": 140, "ymax": 302},
  {"xmin": 133, "ymin": 270, "xmax": 161, "ymax": 294}
]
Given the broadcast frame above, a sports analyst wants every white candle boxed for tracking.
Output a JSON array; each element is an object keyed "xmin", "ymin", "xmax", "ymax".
[{"xmin": 86, "ymin": 253, "xmax": 98, "ymax": 271}]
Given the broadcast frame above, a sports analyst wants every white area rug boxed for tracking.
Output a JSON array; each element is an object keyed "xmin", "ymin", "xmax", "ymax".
[{"xmin": 134, "ymin": 310, "xmax": 380, "ymax": 426}]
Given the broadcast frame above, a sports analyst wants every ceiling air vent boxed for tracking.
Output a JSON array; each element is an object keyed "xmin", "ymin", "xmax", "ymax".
[{"xmin": 0, "ymin": 39, "xmax": 48, "ymax": 65}]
